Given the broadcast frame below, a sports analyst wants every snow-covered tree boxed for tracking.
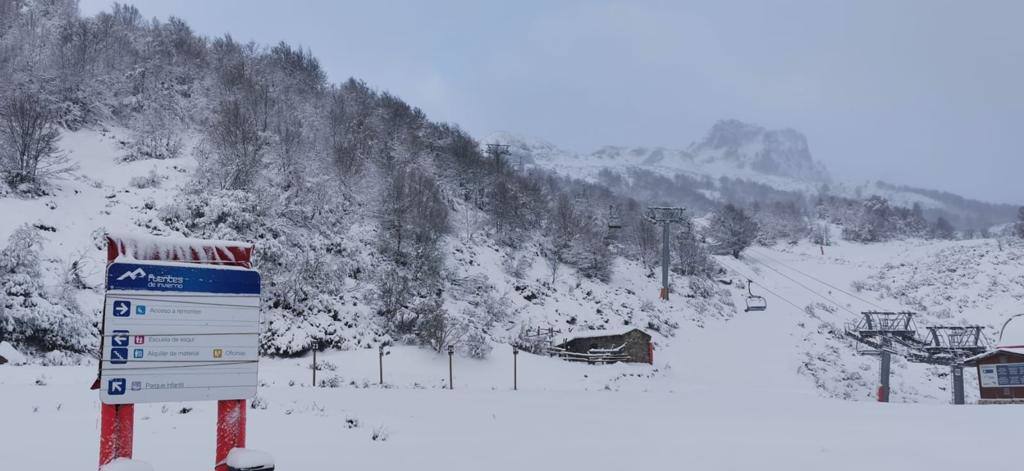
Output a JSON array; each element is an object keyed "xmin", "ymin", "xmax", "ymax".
[
  {"xmin": 674, "ymin": 219, "xmax": 716, "ymax": 277},
  {"xmin": 199, "ymin": 99, "xmax": 269, "ymax": 190},
  {"xmin": 706, "ymin": 204, "xmax": 758, "ymax": 258},
  {"xmin": 0, "ymin": 90, "xmax": 72, "ymax": 191},
  {"xmin": 931, "ymin": 216, "xmax": 955, "ymax": 240},
  {"xmin": 842, "ymin": 196, "xmax": 894, "ymax": 242}
]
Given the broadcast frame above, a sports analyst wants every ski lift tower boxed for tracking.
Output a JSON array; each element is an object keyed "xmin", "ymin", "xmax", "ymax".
[
  {"xmin": 645, "ymin": 206, "xmax": 686, "ymax": 300},
  {"xmin": 921, "ymin": 326, "xmax": 988, "ymax": 405},
  {"xmin": 845, "ymin": 311, "xmax": 924, "ymax": 403}
]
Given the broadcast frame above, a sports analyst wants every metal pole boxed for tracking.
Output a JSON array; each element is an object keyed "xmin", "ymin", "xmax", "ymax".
[
  {"xmin": 448, "ymin": 345, "xmax": 454, "ymax": 390},
  {"xmin": 379, "ymin": 347, "xmax": 384, "ymax": 385},
  {"xmin": 513, "ymin": 347, "xmax": 519, "ymax": 391},
  {"xmin": 879, "ymin": 348, "xmax": 891, "ymax": 403},
  {"xmin": 952, "ymin": 364, "xmax": 965, "ymax": 405},
  {"xmin": 312, "ymin": 349, "xmax": 317, "ymax": 387},
  {"xmin": 661, "ymin": 222, "xmax": 670, "ymax": 300}
]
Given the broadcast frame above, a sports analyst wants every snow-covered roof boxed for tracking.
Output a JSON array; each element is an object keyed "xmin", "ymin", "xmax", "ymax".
[
  {"xmin": 562, "ymin": 327, "xmax": 648, "ymax": 341},
  {"xmin": 963, "ymin": 347, "xmax": 1024, "ymax": 365}
]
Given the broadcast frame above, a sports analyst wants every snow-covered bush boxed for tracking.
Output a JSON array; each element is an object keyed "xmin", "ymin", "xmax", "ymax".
[
  {"xmin": 415, "ymin": 302, "xmax": 463, "ymax": 353},
  {"xmin": 159, "ymin": 189, "xmax": 270, "ymax": 240},
  {"xmin": 0, "ymin": 226, "xmax": 95, "ymax": 352},
  {"xmin": 128, "ymin": 170, "xmax": 163, "ymax": 189},
  {"xmin": 121, "ymin": 125, "xmax": 182, "ymax": 162},
  {"xmin": 121, "ymin": 99, "xmax": 184, "ymax": 162},
  {"xmin": 462, "ymin": 330, "xmax": 492, "ymax": 359}
]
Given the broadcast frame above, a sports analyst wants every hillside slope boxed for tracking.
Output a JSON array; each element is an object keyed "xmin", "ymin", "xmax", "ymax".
[{"xmin": 4, "ymin": 124, "xmax": 1021, "ymax": 402}]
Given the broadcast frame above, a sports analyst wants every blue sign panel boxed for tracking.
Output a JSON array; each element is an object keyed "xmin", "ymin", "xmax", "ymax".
[
  {"xmin": 112, "ymin": 300, "xmax": 131, "ymax": 317},
  {"xmin": 996, "ymin": 364, "xmax": 1024, "ymax": 386},
  {"xmin": 110, "ymin": 348, "xmax": 129, "ymax": 364},
  {"xmin": 108, "ymin": 378, "xmax": 126, "ymax": 395},
  {"xmin": 107, "ymin": 262, "xmax": 260, "ymax": 294},
  {"xmin": 111, "ymin": 330, "xmax": 129, "ymax": 347}
]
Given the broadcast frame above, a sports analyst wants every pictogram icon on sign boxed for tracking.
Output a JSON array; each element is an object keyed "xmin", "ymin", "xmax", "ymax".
[
  {"xmin": 113, "ymin": 300, "xmax": 131, "ymax": 317},
  {"xmin": 112, "ymin": 330, "xmax": 129, "ymax": 347},
  {"xmin": 107, "ymin": 378, "xmax": 126, "ymax": 395},
  {"xmin": 110, "ymin": 348, "xmax": 129, "ymax": 364}
]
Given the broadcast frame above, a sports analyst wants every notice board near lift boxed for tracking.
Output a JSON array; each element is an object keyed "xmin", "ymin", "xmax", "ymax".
[{"xmin": 964, "ymin": 347, "xmax": 1024, "ymax": 404}]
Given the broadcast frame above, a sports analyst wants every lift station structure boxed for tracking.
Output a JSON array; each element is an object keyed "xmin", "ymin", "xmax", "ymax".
[{"xmin": 846, "ymin": 311, "xmax": 987, "ymax": 404}]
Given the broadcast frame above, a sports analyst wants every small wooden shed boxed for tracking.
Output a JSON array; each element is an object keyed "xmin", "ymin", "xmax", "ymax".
[
  {"xmin": 963, "ymin": 347, "xmax": 1024, "ymax": 404},
  {"xmin": 553, "ymin": 328, "xmax": 653, "ymax": 364}
]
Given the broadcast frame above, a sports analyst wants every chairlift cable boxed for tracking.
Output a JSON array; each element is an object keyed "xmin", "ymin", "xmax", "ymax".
[
  {"xmin": 749, "ymin": 248, "xmax": 885, "ymax": 310},
  {"xmin": 744, "ymin": 253, "xmax": 860, "ymax": 316},
  {"xmin": 715, "ymin": 256, "xmax": 810, "ymax": 315}
]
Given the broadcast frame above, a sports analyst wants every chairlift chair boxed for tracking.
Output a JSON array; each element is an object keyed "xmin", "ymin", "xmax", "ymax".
[
  {"xmin": 607, "ymin": 205, "xmax": 623, "ymax": 230},
  {"xmin": 744, "ymin": 279, "xmax": 767, "ymax": 312}
]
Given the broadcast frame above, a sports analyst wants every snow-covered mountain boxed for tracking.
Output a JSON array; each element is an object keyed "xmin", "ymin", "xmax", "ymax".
[
  {"xmin": 490, "ymin": 119, "xmax": 830, "ymax": 192},
  {"xmin": 489, "ymin": 119, "xmax": 1016, "ymax": 228},
  {"xmin": 690, "ymin": 119, "xmax": 830, "ymax": 182}
]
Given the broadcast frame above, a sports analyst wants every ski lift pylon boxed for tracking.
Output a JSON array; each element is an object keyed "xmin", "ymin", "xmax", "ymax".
[{"xmin": 744, "ymin": 279, "xmax": 767, "ymax": 312}]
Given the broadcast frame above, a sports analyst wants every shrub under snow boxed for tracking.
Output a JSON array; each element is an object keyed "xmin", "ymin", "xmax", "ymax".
[{"xmin": 0, "ymin": 226, "xmax": 95, "ymax": 353}]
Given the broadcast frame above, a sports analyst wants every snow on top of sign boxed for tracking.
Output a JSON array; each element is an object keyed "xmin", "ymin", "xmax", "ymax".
[
  {"xmin": 0, "ymin": 341, "xmax": 27, "ymax": 365},
  {"xmin": 564, "ymin": 327, "xmax": 644, "ymax": 340},
  {"xmin": 107, "ymin": 231, "xmax": 252, "ymax": 265},
  {"xmin": 225, "ymin": 448, "xmax": 275, "ymax": 468},
  {"xmin": 99, "ymin": 458, "xmax": 154, "ymax": 471},
  {"xmin": 110, "ymin": 256, "xmax": 254, "ymax": 271}
]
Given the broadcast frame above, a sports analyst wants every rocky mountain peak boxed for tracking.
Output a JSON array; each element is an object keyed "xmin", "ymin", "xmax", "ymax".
[{"xmin": 692, "ymin": 119, "xmax": 829, "ymax": 183}]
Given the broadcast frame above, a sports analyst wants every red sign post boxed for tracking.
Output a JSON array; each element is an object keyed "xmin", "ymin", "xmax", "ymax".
[{"xmin": 99, "ymin": 234, "xmax": 255, "ymax": 470}]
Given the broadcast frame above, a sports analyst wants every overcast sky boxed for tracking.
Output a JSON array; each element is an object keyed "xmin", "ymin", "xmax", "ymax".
[{"xmin": 80, "ymin": 0, "xmax": 1024, "ymax": 204}]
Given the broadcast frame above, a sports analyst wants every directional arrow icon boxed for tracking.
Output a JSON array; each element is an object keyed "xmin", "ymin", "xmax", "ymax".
[
  {"xmin": 107, "ymin": 378, "xmax": 126, "ymax": 395},
  {"xmin": 112, "ymin": 330, "xmax": 129, "ymax": 347},
  {"xmin": 113, "ymin": 301, "xmax": 131, "ymax": 317}
]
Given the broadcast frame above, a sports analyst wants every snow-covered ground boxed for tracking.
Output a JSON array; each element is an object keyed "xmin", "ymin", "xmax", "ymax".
[
  {"xmin": 2, "ymin": 129, "xmax": 1023, "ymax": 469},
  {"xmin": 2, "ymin": 322, "xmax": 1020, "ymax": 470}
]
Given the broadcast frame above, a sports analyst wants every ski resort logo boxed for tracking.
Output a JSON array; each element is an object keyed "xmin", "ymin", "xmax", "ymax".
[{"xmin": 116, "ymin": 268, "xmax": 147, "ymax": 281}]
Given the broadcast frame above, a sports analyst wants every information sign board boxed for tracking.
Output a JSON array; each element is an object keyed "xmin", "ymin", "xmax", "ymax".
[
  {"xmin": 979, "ymin": 362, "xmax": 1024, "ymax": 388},
  {"xmin": 100, "ymin": 261, "xmax": 261, "ymax": 404}
]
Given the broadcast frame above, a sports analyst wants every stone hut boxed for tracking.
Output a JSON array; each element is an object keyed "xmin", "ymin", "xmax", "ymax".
[{"xmin": 554, "ymin": 328, "xmax": 653, "ymax": 364}]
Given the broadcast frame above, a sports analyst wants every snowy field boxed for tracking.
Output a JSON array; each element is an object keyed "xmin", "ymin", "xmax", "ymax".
[
  {"xmin": 2, "ymin": 130, "xmax": 1023, "ymax": 469},
  {"xmin": 2, "ymin": 330, "xmax": 1022, "ymax": 470}
]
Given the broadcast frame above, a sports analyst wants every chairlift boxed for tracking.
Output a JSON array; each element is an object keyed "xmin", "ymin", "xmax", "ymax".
[
  {"xmin": 744, "ymin": 279, "xmax": 767, "ymax": 312},
  {"xmin": 607, "ymin": 205, "xmax": 623, "ymax": 230}
]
